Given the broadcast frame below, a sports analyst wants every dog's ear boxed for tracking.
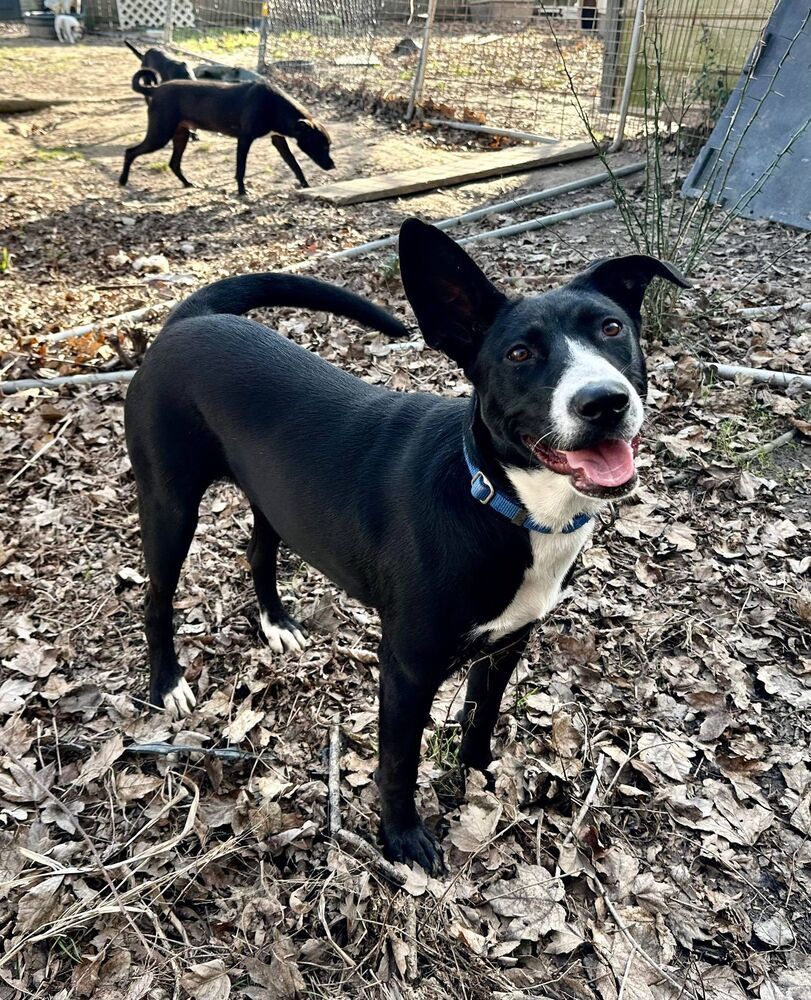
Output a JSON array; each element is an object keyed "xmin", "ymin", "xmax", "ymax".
[
  {"xmin": 398, "ymin": 218, "xmax": 507, "ymax": 368},
  {"xmin": 569, "ymin": 254, "xmax": 690, "ymax": 318}
]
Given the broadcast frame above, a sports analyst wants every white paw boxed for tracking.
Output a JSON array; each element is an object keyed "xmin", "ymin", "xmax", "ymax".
[
  {"xmin": 260, "ymin": 611, "xmax": 307, "ymax": 655},
  {"xmin": 163, "ymin": 677, "xmax": 196, "ymax": 718}
]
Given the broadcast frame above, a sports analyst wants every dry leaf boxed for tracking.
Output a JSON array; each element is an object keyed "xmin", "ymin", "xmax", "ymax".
[
  {"xmin": 665, "ymin": 522, "xmax": 697, "ymax": 551},
  {"xmin": 115, "ymin": 771, "xmax": 163, "ymax": 804},
  {"xmin": 181, "ymin": 960, "xmax": 231, "ymax": 1000},
  {"xmin": 484, "ymin": 863, "xmax": 566, "ymax": 942},
  {"xmin": 16, "ymin": 875, "xmax": 64, "ymax": 933},
  {"xmin": 637, "ymin": 732, "xmax": 695, "ymax": 781},
  {"xmin": 753, "ymin": 912, "xmax": 794, "ymax": 948},
  {"xmin": 757, "ymin": 665, "xmax": 811, "ymax": 710},
  {"xmin": 0, "ymin": 678, "xmax": 34, "ymax": 716},
  {"xmin": 448, "ymin": 779, "xmax": 503, "ymax": 854},
  {"xmin": 223, "ymin": 704, "xmax": 265, "ymax": 743},
  {"xmin": 77, "ymin": 734, "xmax": 125, "ymax": 785}
]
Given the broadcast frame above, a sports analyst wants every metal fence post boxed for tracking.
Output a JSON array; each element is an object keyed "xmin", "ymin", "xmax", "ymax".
[
  {"xmin": 257, "ymin": 1, "xmax": 269, "ymax": 73},
  {"xmin": 406, "ymin": 0, "xmax": 438, "ymax": 121},
  {"xmin": 608, "ymin": 0, "xmax": 646, "ymax": 152},
  {"xmin": 163, "ymin": 0, "xmax": 174, "ymax": 44}
]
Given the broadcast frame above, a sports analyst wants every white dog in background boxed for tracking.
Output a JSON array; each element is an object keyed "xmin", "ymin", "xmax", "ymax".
[
  {"xmin": 44, "ymin": 0, "xmax": 83, "ymax": 43},
  {"xmin": 54, "ymin": 13, "xmax": 82, "ymax": 42}
]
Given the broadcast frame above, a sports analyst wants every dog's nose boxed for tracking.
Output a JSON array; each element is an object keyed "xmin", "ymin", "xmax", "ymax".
[{"xmin": 570, "ymin": 384, "xmax": 630, "ymax": 424}]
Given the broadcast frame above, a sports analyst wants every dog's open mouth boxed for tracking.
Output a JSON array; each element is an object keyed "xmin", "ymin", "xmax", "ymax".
[{"xmin": 522, "ymin": 434, "xmax": 640, "ymax": 496}]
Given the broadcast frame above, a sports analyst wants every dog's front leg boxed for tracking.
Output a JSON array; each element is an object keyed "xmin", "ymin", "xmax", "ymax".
[
  {"xmin": 271, "ymin": 135, "xmax": 309, "ymax": 188},
  {"xmin": 376, "ymin": 638, "xmax": 444, "ymax": 872},
  {"xmin": 458, "ymin": 626, "xmax": 531, "ymax": 772},
  {"xmin": 235, "ymin": 135, "xmax": 254, "ymax": 196}
]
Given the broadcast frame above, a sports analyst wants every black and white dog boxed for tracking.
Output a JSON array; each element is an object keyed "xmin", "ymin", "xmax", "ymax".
[{"xmin": 124, "ymin": 220, "xmax": 688, "ymax": 871}]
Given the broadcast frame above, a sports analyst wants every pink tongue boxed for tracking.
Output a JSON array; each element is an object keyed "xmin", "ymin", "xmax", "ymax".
[{"xmin": 564, "ymin": 439, "xmax": 636, "ymax": 487}]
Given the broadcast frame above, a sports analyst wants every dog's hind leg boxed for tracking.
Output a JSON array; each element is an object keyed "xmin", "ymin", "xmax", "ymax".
[
  {"xmin": 119, "ymin": 119, "xmax": 175, "ymax": 186},
  {"xmin": 136, "ymin": 483, "xmax": 203, "ymax": 717},
  {"xmin": 169, "ymin": 127, "xmax": 193, "ymax": 188},
  {"xmin": 271, "ymin": 135, "xmax": 309, "ymax": 189},
  {"xmin": 458, "ymin": 626, "xmax": 530, "ymax": 772},
  {"xmin": 247, "ymin": 505, "xmax": 307, "ymax": 655}
]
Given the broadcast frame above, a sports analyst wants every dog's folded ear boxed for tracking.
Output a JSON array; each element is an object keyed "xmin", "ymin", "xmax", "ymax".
[
  {"xmin": 569, "ymin": 254, "xmax": 690, "ymax": 319},
  {"xmin": 398, "ymin": 219, "xmax": 508, "ymax": 368}
]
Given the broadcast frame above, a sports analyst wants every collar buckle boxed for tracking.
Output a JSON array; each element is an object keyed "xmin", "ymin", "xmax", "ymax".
[{"xmin": 470, "ymin": 470, "xmax": 495, "ymax": 505}]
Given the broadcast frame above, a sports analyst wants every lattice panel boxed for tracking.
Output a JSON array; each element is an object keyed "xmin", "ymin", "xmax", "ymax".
[{"xmin": 117, "ymin": 0, "xmax": 195, "ymax": 29}]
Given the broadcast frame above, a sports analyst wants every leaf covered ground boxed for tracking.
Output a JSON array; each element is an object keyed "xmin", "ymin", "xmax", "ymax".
[{"xmin": 1, "ymin": 36, "xmax": 810, "ymax": 1000}]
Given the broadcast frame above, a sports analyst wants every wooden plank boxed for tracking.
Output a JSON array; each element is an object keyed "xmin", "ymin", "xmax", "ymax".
[
  {"xmin": 300, "ymin": 141, "xmax": 596, "ymax": 206},
  {"xmin": 0, "ymin": 98, "xmax": 69, "ymax": 114},
  {"xmin": 0, "ymin": 95, "xmax": 137, "ymax": 114}
]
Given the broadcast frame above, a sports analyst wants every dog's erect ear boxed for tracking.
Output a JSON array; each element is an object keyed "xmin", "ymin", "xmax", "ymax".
[
  {"xmin": 570, "ymin": 254, "xmax": 690, "ymax": 318},
  {"xmin": 398, "ymin": 218, "xmax": 508, "ymax": 367}
]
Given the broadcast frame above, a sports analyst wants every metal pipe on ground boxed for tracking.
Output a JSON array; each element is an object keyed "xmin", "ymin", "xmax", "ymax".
[
  {"xmin": 422, "ymin": 120, "xmax": 559, "ymax": 145},
  {"xmin": 4, "ymin": 352, "xmax": 810, "ymax": 399},
  {"xmin": 457, "ymin": 198, "xmax": 616, "ymax": 245},
  {"xmin": 4, "ymin": 358, "xmax": 809, "ymax": 397},
  {"xmin": 326, "ymin": 162, "xmax": 645, "ymax": 262},
  {"xmin": 658, "ymin": 360, "xmax": 811, "ymax": 391},
  {"xmin": 711, "ymin": 362, "xmax": 811, "ymax": 389},
  {"xmin": 0, "ymin": 371, "xmax": 137, "ymax": 395}
]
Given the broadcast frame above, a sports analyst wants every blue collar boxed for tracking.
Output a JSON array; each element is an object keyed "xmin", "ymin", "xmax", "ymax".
[{"xmin": 462, "ymin": 438, "xmax": 592, "ymax": 536}]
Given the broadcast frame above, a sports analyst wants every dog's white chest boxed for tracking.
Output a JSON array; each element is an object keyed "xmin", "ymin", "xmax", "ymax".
[{"xmin": 474, "ymin": 526, "xmax": 592, "ymax": 639}]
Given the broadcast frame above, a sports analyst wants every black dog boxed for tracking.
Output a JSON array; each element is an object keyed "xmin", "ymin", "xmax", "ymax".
[
  {"xmin": 124, "ymin": 221, "xmax": 688, "ymax": 871},
  {"xmin": 119, "ymin": 78, "xmax": 334, "ymax": 195},
  {"xmin": 125, "ymin": 39, "xmax": 195, "ymax": 92}
]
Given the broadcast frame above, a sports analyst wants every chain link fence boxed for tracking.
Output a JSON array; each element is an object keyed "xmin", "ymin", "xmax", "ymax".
[
  {"xmin": 4, "ymin": 0, "xmax": 777, "ymax": 146},
  {"xmin": 233, "ymin": 0, "xmax": 777, "ymax": 146}
]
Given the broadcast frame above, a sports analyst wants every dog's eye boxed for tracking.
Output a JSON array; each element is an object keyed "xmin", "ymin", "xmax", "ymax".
[
  {"xmin": 506, "ymin": 345, "xmax": 532, "ymax": 363},
  {"xmin": 602, "ymin": 319, "xmax": 623, "ymax": 337}
]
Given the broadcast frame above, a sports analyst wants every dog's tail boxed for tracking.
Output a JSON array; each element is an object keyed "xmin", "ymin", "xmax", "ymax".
[
  {"xmin": 131, "ymin": 69, "xmax": 159, "ymax": 96},
  {"xmin": 164, "ymin": 274, "xmax": 411, "ymax": 339},
  {"xmin": 125, "ymin": 38, "xmax": 144, "ymax": 61}
]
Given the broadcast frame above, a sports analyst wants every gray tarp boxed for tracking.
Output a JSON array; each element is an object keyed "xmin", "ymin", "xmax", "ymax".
[{"xmin": 682, "ymin": 0, "xmax": 811, "ymax": 232}]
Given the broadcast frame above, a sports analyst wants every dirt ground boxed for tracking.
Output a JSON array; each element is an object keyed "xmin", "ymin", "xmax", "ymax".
[{"xmin": 1, "ymin": 34, "xmax": 810, "ymax": 1000}]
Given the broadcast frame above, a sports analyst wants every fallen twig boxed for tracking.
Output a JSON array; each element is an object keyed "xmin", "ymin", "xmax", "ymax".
[
  {"xmin": 6, "ymin": 413, "xmax": 74, "ymax": 487},
  {"xmin": 736, "ymin": 301, "xmax": 811, "ymax": 318},
  {"xmin": 617, "ymin": 946, "xmax": 636, "ymax": 1000},
  {"xmin": 335, "ymin": 829, "xmax": 408, "ymax": 886},
  {"xmin": 595, "ymin": 880, "xmax": 702, "ymax": 1000},
  {"xmin": 327, "ymin": 722, "xmax": 407, "ymax": 884},
  {"xmin": 739, "ymin": 428, "xmax": 797, "ymax": 461},
  {"xmin": 36, "ymin": 301, "xmax": 177, "ymax": 345},
  {"xmin": 564, "ymin": 753, "xmax": 605, "ymax": 850},
  {"xmin": 329, "ymin": 723, "xmax": 342, "ymax": 836}
]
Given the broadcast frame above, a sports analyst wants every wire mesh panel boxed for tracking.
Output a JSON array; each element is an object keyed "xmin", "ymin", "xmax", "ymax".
[
  {"xmin": 413, "ymin": 1, "xmax": 612, "ymax": 139},
  {"xmin": 610, "ymin": 0, "xmax": 775, "ymax": 127},
  {"xmin": 81, "ymin": 0, "xmax": 777, "ymax": 146},
  {"xmin": 257, "ymin": 0, "xmax": 427, "ymax": 108},
  {"xmin": 415, "ymin": 0, "xmax": 776, "ymax": 142}
]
